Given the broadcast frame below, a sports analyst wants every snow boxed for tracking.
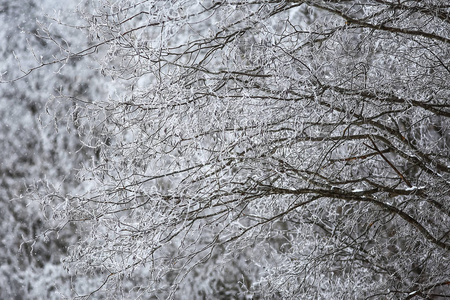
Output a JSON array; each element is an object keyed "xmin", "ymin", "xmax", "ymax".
[{"xmin": 405, "ymin": 186, "xmax": 425, "ymax": 191}]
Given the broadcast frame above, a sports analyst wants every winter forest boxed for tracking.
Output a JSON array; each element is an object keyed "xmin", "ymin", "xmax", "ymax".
[{"xmin": 0, "ymin": 0, "xmax": 449, "ymax": 299}]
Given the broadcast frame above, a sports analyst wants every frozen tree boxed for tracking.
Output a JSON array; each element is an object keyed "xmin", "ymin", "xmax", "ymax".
[
  {"xmin": 0, "ymin": 0, "xmax": 110, "ymax": 298},
  {"xmin": 17, "ymin": 0, "xmax": 450, "ymax": 298}
]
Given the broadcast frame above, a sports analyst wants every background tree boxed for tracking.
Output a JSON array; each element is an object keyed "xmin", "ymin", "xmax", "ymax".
[
  {"xmin": 13, "ymin": 0, "xmax": 450, "ymax": 299},
  {"xmin": 0, "ymin": 0, "xmax": 110, "ymax": 298}
]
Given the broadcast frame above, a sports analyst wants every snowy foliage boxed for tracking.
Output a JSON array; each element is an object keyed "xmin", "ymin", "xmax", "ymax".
[
  {"xmin": 2, "ymin": 0, "xmax": 449, "ymax": 299},
  {"xmin": 0, "ymin": 0, "xmax": 107, "ymax": 298}
]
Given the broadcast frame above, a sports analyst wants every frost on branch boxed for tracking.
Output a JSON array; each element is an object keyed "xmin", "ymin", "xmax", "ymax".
[{"xmin": 39, "ymin": 0, "xmax": 450, "ymax": 298}]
